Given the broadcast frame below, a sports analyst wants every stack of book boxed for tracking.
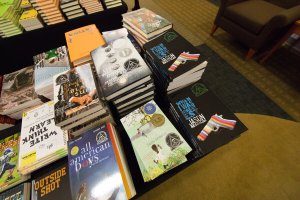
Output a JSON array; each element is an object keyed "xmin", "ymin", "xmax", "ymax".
[
  {"xmin": 0, "ymin": 183, "xmax": 31, "ymax": 200},
  {"xmin": 91, "ymin": 28, "xmax": 154, "ymax": 116},
  {"xmin": 0, "ymin": 66, "xmax": 43, "ymax": 119},
  {"xmin": 0, "ymin": 124, "xmax": 30, "ymax": 193},
  {"xmin": 168, "ymin": 81, "xmax": 248, "ymax": 159},
  {"xmin": 0, "ymin": 0, "xmax": 23, "ymax": 38},
  {"xmin": 18, "ymin": 102, "xmax": 68, "ymax": 175},
  {"xmin": 31, "ymin": 158, "xmax": 71, "ymax": 200},
  {"xmin": 33, "ymin": 45, "xmax": 71, "ymax": 100},
  {"xmin": 79, "ymin": 0, "xmax": 103, "ymax": 14},
  {"xmin": 65, "ymin": 24, "xmax": 105, "ymax": 66},
  {"xmin": 29, "ymin": 0, "xmax": 65, "ymax": 25},
  {"xmin": 67, "ymin": 122, "xmax": 136, "ymax": 200},
  {"xmin": 103, "ymin": 0, "xmax": 122, "ymax": 9},
  {"xmin": 53, "ymin": 63, "xmax": 109, "ymax": 137},
  {"xmin": 122, "ymin": 8, "xmax": 173, "ymax": 46},
  {"xmin": 19, "ymin": 8, "xmax": 44, "ymax": 31},
  {"xmin": 60, "ymin": 0, "xmax": 85, "ymax": 20},
  {"xmin": 121, "ymin": 100, "xmax": 192, "ymax": 182},
  {"xmin": 0, "ymin": 114, "xmax": 16, "ymax": 131},
  {"xmin": 20, "ymin": 0, "xmax": 32, "ymax": 10},
  {"xmin": 144, "ymin": 29, "xmax": 208, "ymax": 94}
]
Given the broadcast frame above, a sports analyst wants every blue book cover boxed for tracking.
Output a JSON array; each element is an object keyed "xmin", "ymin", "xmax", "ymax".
[{"xmin": 67, "ymin": 124, "xmax": 127, "ymax": 200}]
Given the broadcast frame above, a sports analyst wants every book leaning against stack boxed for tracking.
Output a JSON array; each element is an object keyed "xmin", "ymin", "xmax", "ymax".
[
  {"xmin": 33, "ymin": 45, "xmax": 71, "ymax": 100},
  {"xmin": 53, "ymin": 63, "xmax": 110, "ymax": 137},
  {"xmin": 91, "ymin": 28, "xmax": 154, "ymax": 116},
  {"xmin": 0, "ymin": 66, "xmax": 43, "ymax": 120},
  {"xmin": 122, "ymin": 8, "xmax": 173, "ymax": 46},
  {"xmin": 18, "ymin": 101, "xmax": 68, "ymax": 175},
  {"xmin": 0, "ymin": 0, "xmax": 24, "ymax": 38}
]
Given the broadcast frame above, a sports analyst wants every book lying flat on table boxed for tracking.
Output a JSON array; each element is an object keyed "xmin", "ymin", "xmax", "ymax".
[{"xmin": 121, "ymin": 100, "xmax": 192, "ymax": 182}]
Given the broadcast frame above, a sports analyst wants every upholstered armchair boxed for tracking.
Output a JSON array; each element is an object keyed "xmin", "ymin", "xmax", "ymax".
[{"xmin": 211, "ymin": 0, "xmax": 300, "ymax": 59}]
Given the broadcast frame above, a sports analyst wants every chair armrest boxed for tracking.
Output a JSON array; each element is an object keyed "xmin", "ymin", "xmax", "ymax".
[
  {"xmin": 220, "ymin": 0, "xmax": 246, "ymax": 6},
  {"xmin": 266, "ymin": 5, "xmax": 300, "ymax": 29}
]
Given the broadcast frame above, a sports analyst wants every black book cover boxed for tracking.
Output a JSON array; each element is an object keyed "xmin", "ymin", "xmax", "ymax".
[
  {"xmin": 143, "ymin": 29, "xmax": 207, "ymax": 81},
  {"xmin": 31, "ymin": 158, "xmax": 71, "ymax": 200},
  {"xmin": 169, "ymin": 81, "xmax": 247, "ymax": 156},
  {"xmin": 0, "ymin": 182, "xmax": 30, "ymax": 200},
  {"xmin": 91, "ymin": 36, "xmax": 152, "ymax": 100}
]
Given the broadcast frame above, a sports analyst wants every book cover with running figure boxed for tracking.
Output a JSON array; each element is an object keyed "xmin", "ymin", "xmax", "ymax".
[
  {"xmin": 67, "ymin": 123, "xmax": 129, "ymax": 200},
  {"xmin": 144, "ymin": 28, "xmax": 207, "ymax": 80},
  {"xmin": 53, "ymin": 63, "xmax": 101, "ymax": 125},
  {"xmin": 121, "ymin": 100, "xmax": 192, "ymax": 182},
  {"xmin": 169, "ymin": 81, "xmax": 248, "ymax": 156}
]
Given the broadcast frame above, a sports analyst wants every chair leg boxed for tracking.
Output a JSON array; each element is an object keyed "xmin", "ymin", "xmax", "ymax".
[
  {"xmin": 210, "ymin": 24, "xmax": 218, "ymax": 36},
  {"xmin": 245, "ymin": 48, "xmax": 256, "ymax": 60}
]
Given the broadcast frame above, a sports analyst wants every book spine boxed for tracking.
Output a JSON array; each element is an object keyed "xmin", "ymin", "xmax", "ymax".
[{"xmin": 0, "ymin": 115, "xmax": 16, "ymax": 125}]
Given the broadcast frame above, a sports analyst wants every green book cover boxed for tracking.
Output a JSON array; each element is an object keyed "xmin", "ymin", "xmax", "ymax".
[{"xmin": 121, "ymin": 100, "xmax": 192, "ymax": 182}]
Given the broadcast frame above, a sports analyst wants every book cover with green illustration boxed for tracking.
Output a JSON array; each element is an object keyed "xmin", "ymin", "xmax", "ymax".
[{"xmin": 121, "ymin": 100, "xmax": 192, "ymax": 182}]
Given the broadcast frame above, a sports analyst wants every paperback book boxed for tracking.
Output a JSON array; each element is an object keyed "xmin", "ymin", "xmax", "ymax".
[
  {"xmin": 0, "ymin": 182, "xmax": 31, "ymax": 200},
  {"xmin": 121, "ymin": 100, "xmax": 192, "ymax": 182},
  {"xmin": 68, "ymin": 123, "xmax": 136, "ymax": 200},
  {"xmin": 169, "ymin": 81, "xmax": 248, "ymax": 157}
]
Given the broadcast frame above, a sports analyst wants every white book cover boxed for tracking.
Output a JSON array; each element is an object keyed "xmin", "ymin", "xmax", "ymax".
[{"xmin": 19, "ymin": 101, "xmax": 67, "ymax": 170}]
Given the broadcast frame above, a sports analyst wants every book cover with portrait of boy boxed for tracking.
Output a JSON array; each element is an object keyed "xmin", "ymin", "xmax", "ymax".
[{"xmin": 67, "ymin": 123, "xmax": 131, "ymax": 200}]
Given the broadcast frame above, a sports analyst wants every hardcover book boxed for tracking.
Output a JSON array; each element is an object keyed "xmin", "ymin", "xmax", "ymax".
[
  {"xmin": 122, "ymin": 8, "xmax": 172, "ymax": 39},
  {"xmin": 169, "ymin": 81, "xmax": 248, "ymax": 157},
  {"xmin": 144, "ymin": 28, "xmax": 207, "ymax": 81},
  {"xmin": 53, "ymin": 63, "xmax": 102, "ymax": 126},
  {"xmin": 19, "ymin": 101, "xmax": 68, "ymax": 174},
  {"xmin": 0, "ymin": 124, "xmax": 30, "ymax": 193},
  {"xmin": 91, "ymin": 34, "xmax": 152, "ymax": 100},
  {"xmin": 68, "ymin": 123, "xmax": 135, "ymax": 200},
  {"xmin": 31, "ymin": 158, "xmax": 71, "ymax": 200},
  {"xmin": 121, "ymin": 100, "xmax": 192, "ymax": 182}
]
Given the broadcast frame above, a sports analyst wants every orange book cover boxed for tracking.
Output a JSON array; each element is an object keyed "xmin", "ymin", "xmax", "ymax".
[{"xmin": 65, "ymin": 24, "xmax": 105, "ymax": 64}]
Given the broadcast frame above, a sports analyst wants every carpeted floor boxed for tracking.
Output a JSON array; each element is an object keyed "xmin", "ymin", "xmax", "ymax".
[{"xmin": 124, "ymin": 0, "xmax": 300, "ymax": 121}]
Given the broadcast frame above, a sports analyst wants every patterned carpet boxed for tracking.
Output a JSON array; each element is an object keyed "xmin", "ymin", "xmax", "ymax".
[{"xmin": 124, "ymin": 0, "xmax": 300, "ymax": 121}]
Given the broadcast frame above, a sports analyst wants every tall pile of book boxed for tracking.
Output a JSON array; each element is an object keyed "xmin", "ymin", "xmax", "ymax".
[
  {"xmin": 0, "ymin": 0, "xmax": 24, "ymax": 38},
  {"xmin": 30, "ymin": 0, "xmax": 65, "ymax": 25},
  {"xmin": 144, "ymin": 29, "xmax": 208, "ymax": 94},
  {"xmin": 79, "ymin": 0, "xmax": 103, "ymax": 14},
  {"xmin": 168, "ymin": 80, "xmax": 247, "ymax": 159},
  {"xmin": 0, "ymin": 66, "xmax": 43, "ymax": 119},
  {"xmin": 18, "ymin": 102, "xmax": 68, "ymax": 175},
  {"xmin": 19, "ymin": 8, "xmax": 44, "ymax": 31},
  {"xmin": 53, "ymin": 63, "xmax": 110, "ymax": 138},
  {"xmin": 103, "ymin": 0, "xmax": 122, "ymax": 9},
  {"xmin": 65, "ymin": 24, "xmax": 105, "ymax": 66},
  {"xmin": 91, "ymin": 28, "xmax": 154, "ymax": 116},
  {"xmin": 121, "ymin": 100, "xmax": 192, "ymax": 181},
  {"xmin": 122, "ymin": 8, "xmax": 173, "ymax": 46},
  {"xmin": 60, "ymin": 0, "xmax": 85, "ymax": 20},
  {"xmin": 0, "ymin": 124, "xmax": 30, "ymax": 193},
  {"xmin": 67, "ymin": 122, "xmax": 136, "ymax": 200},
  {"xmin": 33, "ymin": 45, "xmax": 71, "ymax": 100}
]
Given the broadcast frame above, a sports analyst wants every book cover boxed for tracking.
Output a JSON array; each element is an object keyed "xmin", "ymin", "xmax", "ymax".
[
  {"xmin": 19, "ymin": 102, "xmax": 67, "ymax": 171},
  {"xmin": 91, "ymin": 34, "xmax": 152, "ymax": 99},
  {"xmin": 68, "ymin": 123, "xmax": 128, "ymax": 200},
  {"xmin": 169, "ymin": 81, "xmax": 248, "ymax": 156},
  {"xmin": 143, "ymin": 29, "xmax": 207, "ymax": 80},
  {"xmin": 53, "ymin": 63, "xmax": 101, "ymax": 125},
  {"xmin": 122, "ymin": 8, "xmax": 172, "ymax": 38},
  {"xmin": 0, "ymin": 124, "xmax": 26, "ymax": 192},
  {"xmin": 0, "ymin": 182, "xmax": 30, "ymax": 200},
  {"xmin": 0, "ymin": 66, "xmax": 35, "ymax": 113},
  {"xmin": 31, "ymin": 159, "xmax": 71, "ymax": 200},
  {"xmin": 120, "ymin": 100, "xmax": 192, "ymax": 182},
  {"xmin": 64, "ymin": 24, "xmax": 105, "ymax": 64},
  {"xmin": 34, "ymin": 46, "xmax": 71, "ymax": 94}
]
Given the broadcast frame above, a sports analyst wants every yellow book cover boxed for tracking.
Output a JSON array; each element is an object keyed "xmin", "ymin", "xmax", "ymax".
[
  {"xmin": 65, "ymin": 24, "xmax": 106, "ymax": 64},
  {"xmin": 19, "ymin": 9, "xmax": 38, "ymax": 21}
]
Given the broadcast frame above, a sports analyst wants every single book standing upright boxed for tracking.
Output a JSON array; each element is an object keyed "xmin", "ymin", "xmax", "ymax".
[
  {"xmin": 67, "ymin": 123, "xmax": 136, "ymax": 200},
  {"xmin": 65, "ymin": 24, "xmax": 106, "ymax": 66},
  {"xmin": 121, "ymin": 100, "xmax": 192, "ymax": 182},
  {"xmin": 168, "ymin": 81, "xmax": 248, "ymax": 158}
]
